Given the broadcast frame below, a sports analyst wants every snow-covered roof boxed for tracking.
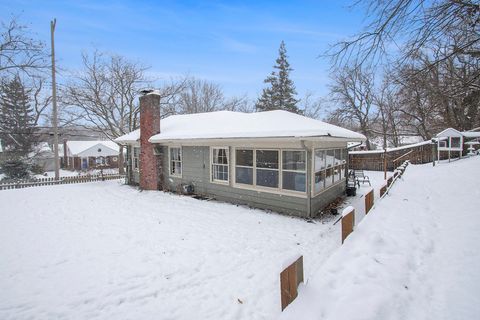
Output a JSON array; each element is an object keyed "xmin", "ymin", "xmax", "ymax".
[
  {"xmin": 461, "ymin": 131, "xmax": 480, "ymax": 138},
  {"xmin": 436, "ymin": 128, "xmax": 463, "ymax": 138},
  {"xmin": 66, "ymin": 141, "xmax": 119, "ymax": 157},
  {"xmin": 115, "ymin": 129, "xmax": 140, "ymax": 144},
  {"xmin": 116, "ymin": 110, "xmax": 366, "ymax": 144},
  {"xmin": 436, "ymin": 128, "xmax": 480, "ymax": 139}
]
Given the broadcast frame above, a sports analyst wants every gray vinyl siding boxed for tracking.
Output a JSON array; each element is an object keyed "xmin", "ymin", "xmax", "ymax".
[
  {"xmin": 161, "ymin": 146, "xmax": 310, "ymax": 217},
  {"xmin": 133, "ymin": 171, "xmax": 140, "ymax": 184},
  {"xmin": 310, "ymin": 182, "xmax": 346, "ymax": 215},
  {"xmin": 126, "ymin": 143, "xmax": 348, "ymax": 218}
]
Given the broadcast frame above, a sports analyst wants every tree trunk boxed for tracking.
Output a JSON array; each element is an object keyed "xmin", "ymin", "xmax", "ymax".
[{"xmin": 118, "ymin": 147, "xmax": 125, "ymax": 174}]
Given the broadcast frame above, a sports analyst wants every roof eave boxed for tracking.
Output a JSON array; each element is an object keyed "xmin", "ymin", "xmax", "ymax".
[{"xmin": 148, "ymin": 134, "xmax": 366, "ymax": 144}]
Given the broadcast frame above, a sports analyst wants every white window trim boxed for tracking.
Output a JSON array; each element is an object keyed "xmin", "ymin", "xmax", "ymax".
[
  {"xmin": 132, "ymin": 146, "xmax": 140, "ymax": 172},
  {"xmin": 210, "ymin": 146, "xmax": 230, "ymax": 185},
  {"xmin": 312, "ymin": 148, "xmax": 347, "ymax": 197},
  {"xmin": 281, "ymin": 149, "xmax": 307, "ymax": 193},
  {"xmin": 232, "ymin": 147, "xmax": 307, "ymax": 198},
  {"xmin": 168, "ymin": 146, "xmax": 183, "ymax": 178}
]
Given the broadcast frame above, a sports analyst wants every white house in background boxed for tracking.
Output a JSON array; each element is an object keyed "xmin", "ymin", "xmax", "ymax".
[
  {"xmin": 61, "ymin": 140, "xmax": 121, "ymax": 170},
  {"xmin": 436, "ymin": 128, "xmax": 480, "ymax": 160}
]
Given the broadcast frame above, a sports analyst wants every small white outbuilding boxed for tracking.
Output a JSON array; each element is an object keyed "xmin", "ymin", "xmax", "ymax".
[{"xmin": 436, "ymin": 128, "xmax": 480, "ymax": 161}]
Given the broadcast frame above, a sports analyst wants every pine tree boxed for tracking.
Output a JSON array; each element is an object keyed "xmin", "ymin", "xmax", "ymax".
[
  {"xmin": 0, "ymin": 75, "xmax": 36, "ymax": 157},
  {"xmin": 255, "ymin": 41, "xmax": 300, "ymax": 114}
]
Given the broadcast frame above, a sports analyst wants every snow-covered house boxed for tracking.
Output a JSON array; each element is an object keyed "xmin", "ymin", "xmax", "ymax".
[
  {"xmin": 115, "ymin": 91, "xmax": 365, "ymax": 218},
  {"xmin": 61, "ymin": 140, "xmax": 121, "ymax": 170}
]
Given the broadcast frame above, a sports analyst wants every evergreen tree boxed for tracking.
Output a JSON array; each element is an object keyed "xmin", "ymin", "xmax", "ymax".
[
  {"xmin": 0, "ymin": 75, "xmax": 36, "ymax": 157},
  {"xmin": 255, "ymin": 41, "xmax": 300, "ymax": 114}
]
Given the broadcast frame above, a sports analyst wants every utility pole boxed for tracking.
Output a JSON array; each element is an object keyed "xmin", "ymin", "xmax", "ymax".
[{"xmin": 50, "ymin": 18, "xmax": 59, "ymax": 180}]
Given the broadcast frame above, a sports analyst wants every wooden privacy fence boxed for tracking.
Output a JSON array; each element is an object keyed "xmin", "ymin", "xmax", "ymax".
[
  {"xmin": 341, "ymin": 206, "xmax": 355, "ymax": 244},
  {"xmin": 280, "ymin": 255, "xmax": 304, "ymax": 311},
  {"xmin": 349, "ymin": 142, "xmax": 434, "ymax": 171},
  {"xmin": 0, "ymin": 174, "xmax": 126, "ymax": 191},
  {"xmin": 365, "ymin": 189, "xmax": 374, "ymax": 214}
]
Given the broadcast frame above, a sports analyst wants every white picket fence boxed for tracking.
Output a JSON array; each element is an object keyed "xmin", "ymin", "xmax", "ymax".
[{"xmin": 0, "ymin": 174, "xmax": 125, "ymax": 191}]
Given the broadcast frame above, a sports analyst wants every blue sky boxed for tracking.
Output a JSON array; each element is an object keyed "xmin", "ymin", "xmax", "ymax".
[{"xmin": 0, "ymin": 0, "xmax": 364, "ymax": 100}]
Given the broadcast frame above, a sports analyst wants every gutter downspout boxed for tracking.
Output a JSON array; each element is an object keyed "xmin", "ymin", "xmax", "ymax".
[{"xmin": 301, "ymin": 140, "xmax": 311, "ymax": 218}]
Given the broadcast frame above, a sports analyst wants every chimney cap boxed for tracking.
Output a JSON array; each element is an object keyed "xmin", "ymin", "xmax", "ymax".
[{"xmin": 139, "ymin": 88, "xmax": 161, "ymax": 96}]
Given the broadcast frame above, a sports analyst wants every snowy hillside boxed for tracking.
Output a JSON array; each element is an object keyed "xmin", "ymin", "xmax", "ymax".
[{"xmin": 281, "ymin": 156, "xmax": 480, "ymax": 320}]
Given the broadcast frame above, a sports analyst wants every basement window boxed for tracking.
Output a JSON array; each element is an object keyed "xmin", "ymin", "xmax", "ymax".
[{"xmin": 169, "ymin": 147, "xmax": 182, "ymax": 177}]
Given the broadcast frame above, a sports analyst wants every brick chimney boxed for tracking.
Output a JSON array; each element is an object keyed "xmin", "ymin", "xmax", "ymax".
[{"xmin": 139, "ymin": 91, "xmax": 161, "ymax": 190}]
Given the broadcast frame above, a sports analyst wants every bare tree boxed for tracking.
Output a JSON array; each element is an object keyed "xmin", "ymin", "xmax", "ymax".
[
  {"xmin": 329, "ymin": 66, "xmax": 377, "ymax": 149},
  {"xmin": 372, "ymin": 78, "xmax": 403, "ymax": 147},
  {"xmin": 301, "ymin": 91, "xmax": 326, "ymax": 119},
  {"xmin": 0, "ymin": 17, "xmax": 48, "ymax": 77},
  {"xmin": 175, "ymin": 78, "xmax": 224, "ymax": 114},
  {"xmin": 63, "ymin": 51, "xmax": 186, "ymax": 173},
  {"xmin": 165, "ymin": 77, "xmax": 252, "ymax": 114},
  {"xmin": 328, "ymin": 0, "xmax": 480, "ymax": 69}
]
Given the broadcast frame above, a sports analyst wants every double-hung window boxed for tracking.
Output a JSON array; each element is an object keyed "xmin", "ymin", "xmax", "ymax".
[
  {"xmin": 314, "ymin": 150, "xmax": 326, "ymax": 193},
  {"xmin": 133, "ymin": 147, "xmax": 140, "ymax": 171},
  {"xmin": 325, "ymin": 150, "xmax": 335, "ymax": 188},
  {"xmin": 169, "ymin": 147, "xmax": 182, "ymax": 177},
  {"xmin": 235, "ymin": 149, "xmax": 254, "ymax": 185},
  {"xmin": 282, "ymin": 150, "xmax": 306, "ymax": 192},
  {"xmin": 256, "ymin": 150, "xmax": 279, "ymax": 188},
  {"xmin": 212, "ymin": 147, "xmax": 229, "ymax": 183},
  {"xmin": 451, "ymin": 137, "xmax": 461, "ymax": 148}
]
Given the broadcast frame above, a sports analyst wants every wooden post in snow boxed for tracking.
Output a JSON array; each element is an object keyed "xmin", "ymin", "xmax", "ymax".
[
  {"xmin": 387, "ymin": 176, "xmax": 393, "ymax": 188},
  {"xmin": 365, "ymin": 189, "xmax": 374, "ymax": 215},
  {"xmin": 341, "ymin": 206, "xmax": 355, "ymax": 244},
  {"xmin": 380, "ymin": 183, "xmax": 387, "ymax": 197},
  {"xmin": 280, "ymin": 255, "xmax": 304, "ymax": 311}
]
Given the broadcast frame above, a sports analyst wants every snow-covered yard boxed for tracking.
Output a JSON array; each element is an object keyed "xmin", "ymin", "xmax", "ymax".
[
  {"xmin": 0, "ymin": 179, "xmax": 341, "ymax": 320},
  {"xmin": 281, "ymin": 156, "xmax": 480, "ymax": 320},
  {"xmin": 2, "ymin": 157, "xmax": 479, "ymax": 320}
]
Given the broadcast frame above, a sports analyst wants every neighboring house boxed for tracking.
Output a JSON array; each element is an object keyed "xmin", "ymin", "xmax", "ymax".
[
  {"xmin": 115, "ymin": 91, "xmax": 365, "ymax": 218},
  {"xmin": 436, "ymin": 128, "xmax": 480, "ymax": 160},
  {"xmin": 61, "ymin": 140, "xmax": 121, "ymax": 170}
]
